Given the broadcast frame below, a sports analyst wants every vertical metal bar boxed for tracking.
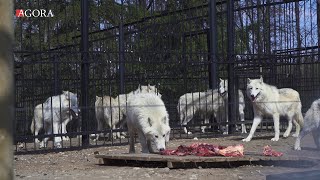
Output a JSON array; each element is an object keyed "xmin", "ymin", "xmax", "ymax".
[
  {"xmin": 119, "ymin": 0, "xmax": 125, "ymax": 94},
  {"xmin": 227, "ymin": 0, "xmax": 236, "ymax": 134},
  {"xmin": 53, "ymin": 55, "xmax": 59, "ymax": 95},
  {"xmin": 317, "ymin": 0, "xmax": 320, "ymax": 62},
  {"xmin": 80, "ymin": 0, "xmax": 89, "ymax": 146},
  {"xmin": 208, "ymin": 0, "xmax": 218, "ymax": 89}
]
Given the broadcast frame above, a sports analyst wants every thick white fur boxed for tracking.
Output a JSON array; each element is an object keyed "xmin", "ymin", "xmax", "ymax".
[
  {"xmin": 30, "ymin": 91, "xmax": 79, "ymax": 148},
  {"xmin": 126, "ymin": 93, "xmax": 170, "ymax": 153},
  {"xmin": 177, "ymin": 79, "xmax": 247, "ymax": 135},
  {"xmin": 242, "ymin": 77, "xmax": 304, "ymax": 142},
  {"xmin": 94, "ymin": 84, "xmax": 161, "ymax": 141},
  {"xmin": 294, "ymin": 99, "xmax": 320, "ymax": 150},
  {"xmin": 177, "ymin": 89, "xmax": 225, "ymax": 134}
]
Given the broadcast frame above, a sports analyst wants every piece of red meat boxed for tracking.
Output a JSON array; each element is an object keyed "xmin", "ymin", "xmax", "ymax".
[
  {"xmin": 160, "ymin": 143, "xmax": 244, "ymax": 157},
  {"xmin": 218, "ymin": 144, "xmax": 244, "ymax": 157},
  {"xmin": 263, "ymin": 145, "xmax": 283, "ymax": 157}
]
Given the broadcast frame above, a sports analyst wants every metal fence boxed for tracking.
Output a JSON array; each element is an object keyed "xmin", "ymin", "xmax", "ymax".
[{"xmin": 14, "ymin": 0, "xmax": 320, "ymax": 153}]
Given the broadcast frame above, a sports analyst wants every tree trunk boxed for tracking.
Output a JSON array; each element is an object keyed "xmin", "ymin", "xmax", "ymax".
[{"xmin": 0, "ymin": 0, "xmax": 14, "ymax": 179}]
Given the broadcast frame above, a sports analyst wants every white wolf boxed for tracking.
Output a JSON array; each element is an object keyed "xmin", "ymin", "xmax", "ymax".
[
  {"xmin": 30, "ymin": 91, "xmax": 80, "ymax": 148},
  {"xmin": 294, "ymin": 98, "xmax": 320, "ymax": 150},
  {"xmin": 242, "ymin": 77, "xmax": 304, "ymax": 142},
  {"xmin": 178, "ymin": 89, "xmax": 225, "ymax": 135},
  {"xmin": 219, "ymin": 79, "xmax": 247, "ymax": 134},
  {"xmin": 94, "ymin": 84, "xmax": 161, "ymax": 141},
  {"xmin": 127, "ymin": 93, "xmax": 171, "ymax": 153},
  {"xmin": 178, "ymin": 79, "xmax": 247, "ymax": 135}
]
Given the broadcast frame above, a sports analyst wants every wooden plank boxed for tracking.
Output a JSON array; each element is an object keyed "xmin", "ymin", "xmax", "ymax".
[{"xmin": 95, "ymin": 152, "xmax": 308, "ymax": 169}]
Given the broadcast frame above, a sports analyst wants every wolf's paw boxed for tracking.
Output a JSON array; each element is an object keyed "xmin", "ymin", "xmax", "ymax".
[
  {"xmin": 187, "ymin": 131, "xmax": 192, "ymax": 135},
  {"xmin": 242, "ymin": 138, "xmax": 251, "ymax": 142},
  {"xmin": 223, "ymin": 131, "xmax": 229, "ymax": 135},
  {"xmin": 283, "ymin": 133, "xmax": 290, "ymax": 138},
  {"xmin": 271, "ymin": 137, "xmax": 279, "ymax": 141},
  {"xmin": 35, "ymin": 139, "xmax": 40, "ymax": 144},
  {"xmin": 121, "ymin": 132, "xmax": 127, "ymax": 136},
  {"xmin": 119, "ymin": 135, "xmax": 126, "ymax": 139},
  {"xmin": 39, "ymin": 141, "xmax": 46, "ymax": 149},
  {"xmin": 62, "ymin": 136, "xmax": 70, "ymax": 141},
  {"xmin": 54, "ymin": 142, "xmax": 62, "ymax": 149},
  {"xmin": 292, "ymin": 133, "xmax": 299, "ymax": 137},
  {"xmin": 242, "ymin": 129, "xmax": 247, "ymax": 134},
  {"xmin": 93, "ymin": 137, "xmax": 99, "ymax": 142},
  {"xmin": 241, "ymin": 125, "xmax": 247, "ymax": 134},
  {"xmin": 294, "ymin": 146, "xmax": 301, "ymax": 150}
]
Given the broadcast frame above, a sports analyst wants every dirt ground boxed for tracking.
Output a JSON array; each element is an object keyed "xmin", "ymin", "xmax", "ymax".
[{"xmin": 14, "ymin": 132, "xmax": 320, "ymax": 180}]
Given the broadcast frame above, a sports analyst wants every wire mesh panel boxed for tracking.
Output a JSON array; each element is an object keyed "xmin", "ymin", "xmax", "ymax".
[{"xmin": 14, "ymin": 0, "xmax": 320, "ymax": 153}]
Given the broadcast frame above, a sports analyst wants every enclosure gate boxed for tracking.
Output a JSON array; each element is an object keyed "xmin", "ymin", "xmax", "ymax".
[{"xmin": 14, "ymin": 0, "xmax": 320, "ymax": 153}]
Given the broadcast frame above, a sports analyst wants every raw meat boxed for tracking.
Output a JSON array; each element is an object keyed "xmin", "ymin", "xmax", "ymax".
[
  {"xmin": 263, "ymin": 145, "xmax": 283, "ymax": 157},
  {"xmin": 160, "ymin": 143, "xmax": 244, "ymax": 157}
]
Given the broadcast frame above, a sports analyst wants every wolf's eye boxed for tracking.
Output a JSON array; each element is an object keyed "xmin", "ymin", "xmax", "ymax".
[
  {"xmin": 250, "ymin": 87, "xmax": 253, "ymax": 90},
  {"xmin": 163, "ymin": 134, "xmax": 165, "ymax": 137},
  {"xmin": 155, "ymin": 135, "xmax": 158, "ymax": 138},
  {"xmin": 256, "ymin": 88, "xmax": 258, "ymax": 90}
]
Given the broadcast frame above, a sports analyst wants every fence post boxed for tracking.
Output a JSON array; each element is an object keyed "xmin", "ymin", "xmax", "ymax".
[
  {"xmin": 119, "ymin": 0, "xmax": 125, "ymax": 94},
  {"xmin": 0, "ymin": 0, "xmax": 14, "ymax": 178},
  {"xmin": 227, "ymin": 0, "xmax": 236, "ymax": 133},
  {"xmin": 80, "ymin": 0, "xmax": 89, "ymax": 146},
  {"xmin": 208, "ymin": 0, "xmax": 218, "ymax": 89},
  {"xmin": 53, "ymin": 55, "xmax": 60, "ymax": 95}
]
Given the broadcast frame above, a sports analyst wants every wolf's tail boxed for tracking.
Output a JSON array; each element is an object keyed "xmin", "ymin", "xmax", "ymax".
[
  {"xmin": 30, "ymin": 116, "xmax": 35, "ymax": 134},
  {"xmin": 295, "ymin": 98, "xmax": 304, "ymax": 128},
  {"xmin": 296, "ymin": 111, "xmax": 304, "ymax": 128}
]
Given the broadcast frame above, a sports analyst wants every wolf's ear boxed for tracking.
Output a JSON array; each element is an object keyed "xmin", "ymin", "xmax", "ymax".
[
  {"xmin": 259, "ymin": 76, "xmax": 263, "ymax": 83},
  {"xmin": 219, "ymin": 78, "xmax": 223, "ymax": 82},
  {"xmin": 148, "ymin": 117, "xmax": 152, "ymax": 127},
  {"xmin": 247, "ymin": 78, "xmax": 251, "ymax": 83}
]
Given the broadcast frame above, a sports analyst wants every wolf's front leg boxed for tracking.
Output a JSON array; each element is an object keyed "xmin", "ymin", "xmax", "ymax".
[
  {"xmin": 271, "ymin": 113, "xmax": 280, "ymax": 141},
  {"xmin": 53, "ymin": 123, "xmax": 62, "ymax": 148},
  {"xmin": 242, "ymin": 116, "xmax": 262, "ymax": 142},
  {"xmin": 239, "ymin": 109, "xmax": 247, "ymax": 134},
  {"xmin": 138, "ymin": 131, "xmax": 149, "ymax": 153},
  {"xmin": 61, "ymin": 120, "xmax": 70, "ymax": 141},
  {"xmin": 128, "ymin": 128, "xmax": 135, "ymax": 153}
]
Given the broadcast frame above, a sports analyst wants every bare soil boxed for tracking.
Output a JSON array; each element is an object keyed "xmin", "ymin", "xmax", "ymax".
[{"xmin": 14, "ymin": 132, "xmax": 320, "ymax": 180}]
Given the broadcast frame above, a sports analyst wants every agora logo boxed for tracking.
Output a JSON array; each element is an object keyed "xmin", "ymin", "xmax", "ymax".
[{"xmin": 15, "ymin": 9, "xmax": 54, "ymax": 18}]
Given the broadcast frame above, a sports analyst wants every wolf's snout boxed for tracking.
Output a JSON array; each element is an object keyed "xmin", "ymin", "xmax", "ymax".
[
  {"xmin": 250, "ymin": 95, "xmax": 256, "ymax": 101},
  {"xmin": 159, "ymin": 148, "xmax": 165, "ymax": 151}
]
